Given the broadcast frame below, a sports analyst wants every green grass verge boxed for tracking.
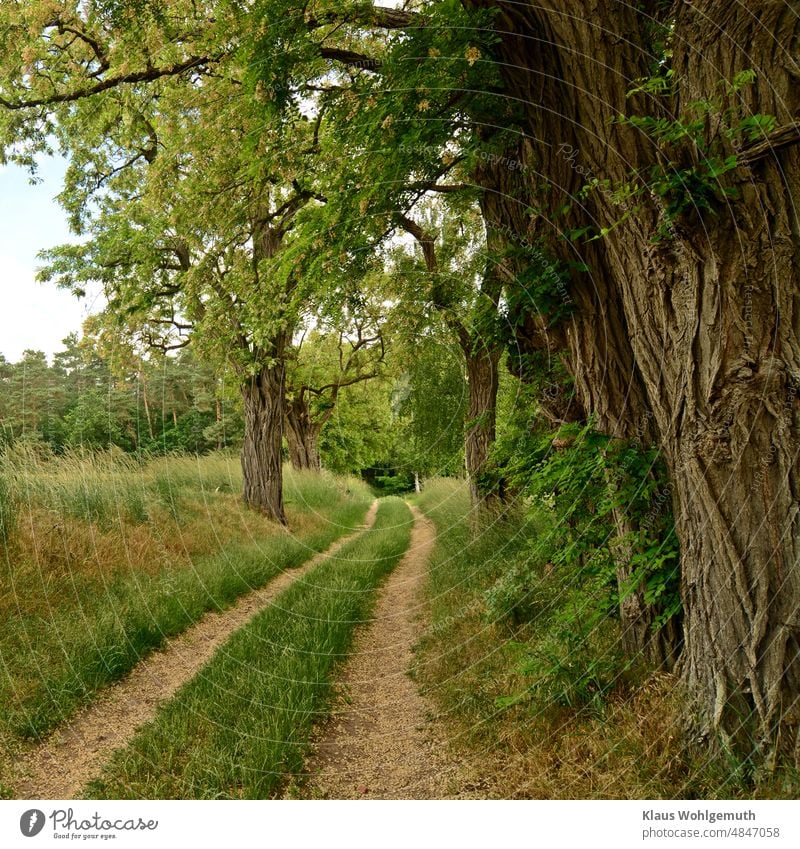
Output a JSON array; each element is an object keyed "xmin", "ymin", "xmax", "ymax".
[
  {"xmin": 0, "ymin": 469, "xmax": 372, "ymax": 741},
  {"xmin": 410, "ymin": 480, "xmax": 541, "ymax": 735},
  {"xmin": 84, "ymin": 497, "xmax": 412, "ymax": 800},
  {"xmin": 411, "ymin": 479, "xmax": 800, "ymax": 799}
]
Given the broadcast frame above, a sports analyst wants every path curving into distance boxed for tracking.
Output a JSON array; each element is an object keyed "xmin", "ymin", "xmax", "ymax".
[
  {"xmin": 14, "ymin": 501, "xmax": 378, "ymax": 800},
  {"xmin": 300, "ymin": 505, "xmax": 464, "ymax": 799}
]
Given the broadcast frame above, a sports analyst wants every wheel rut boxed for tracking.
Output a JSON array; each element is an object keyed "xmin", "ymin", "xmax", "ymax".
[
  {"xmin": 14, "ymin": 501, "xmax": 378, "ymax": 800},
  {"xmin": 299, "ymin": 505, "xmax": 464, "ymax": 799}
]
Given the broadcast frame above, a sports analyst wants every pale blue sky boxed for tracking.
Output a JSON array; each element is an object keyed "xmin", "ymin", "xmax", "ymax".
[{"xmin": 0, "ymin": 156, "xmax": 102, "ymax": 361}]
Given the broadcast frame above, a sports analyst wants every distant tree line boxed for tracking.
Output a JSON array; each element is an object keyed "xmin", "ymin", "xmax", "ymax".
[
  {"xmin": 0, "ymin": 329, "xmax": 467, "ymax": 489},
  {"xmin": 0, "ymin": 334, "xmax": 241, "ymax": 455}
]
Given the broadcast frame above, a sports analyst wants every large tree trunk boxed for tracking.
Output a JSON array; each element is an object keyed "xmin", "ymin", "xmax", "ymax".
[
  {"xmin": 610, "ymin": 176, "xmax": 800, "ymax": 759},
  {"xmin": 473, "ymin": 96, "xmax": 677, "ymax": 661},
  {"xmin": 241, "ymin": 363, "xmax": 287, "ymax": 525},
  {"xmin": 608, "ymin": 1, "xmax": 800, "ymax": 762},
  {"xmin": 463, "ymin": 341, "xmax": 501, "ymax": 508},
  {"xmin": 484, "ymin": 0, "xmax": 800, "ymax": 759},
  {"xmin": 284, "ymin": 394, "xmax": 322, "ymax": 472},
  {"xmin": 610, "ymin": 202, "xmax": 800, "ymax": 760}
]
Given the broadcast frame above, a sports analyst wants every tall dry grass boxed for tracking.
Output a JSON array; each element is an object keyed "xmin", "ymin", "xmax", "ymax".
[{"xmin": 0, "ymin": 448, "xmax": 371, "ymax": 792}]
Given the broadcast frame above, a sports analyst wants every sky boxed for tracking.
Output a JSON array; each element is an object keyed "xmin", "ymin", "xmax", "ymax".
[{"xmin": 0, "ymin": 156, "xmax": 102, "ymax": 362}]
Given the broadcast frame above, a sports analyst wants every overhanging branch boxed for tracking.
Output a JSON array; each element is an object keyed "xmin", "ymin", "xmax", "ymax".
[
  {"xmin": 738, "ymin": 122, "xmax": 800, "ymax": 167},
  {"xmin": 0, "ymin": 54, "xmax": 222, "ymax": 110}
]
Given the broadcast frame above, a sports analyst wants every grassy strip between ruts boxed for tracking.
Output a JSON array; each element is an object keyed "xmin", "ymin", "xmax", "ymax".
[
  {"xmin": 84, "ymin": 497, "xmax": 413, "ymax": 800},
  {"xmin": 0, "ymin": 468, "xmax": 372, "ymax": 743}
]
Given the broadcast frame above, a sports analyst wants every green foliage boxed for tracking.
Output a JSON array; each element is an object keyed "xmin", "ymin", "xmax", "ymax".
[
  {"xmin": 501, "ymin": 241, "xmax": 574, "ymax": 329},
  {"xmin": 372, "ymin": 472, "xmax": 415, "ymax": 495},
  {"xmin": 505, "ymin": 620, "xmax": 626, "ymax": 715},
  {"xmin": 62, "ymin": 390, "xmax": 126, "ymax": 450},
  {"xmin": 0, "ymin": 473, "xmax": 15, "ymax": 546},
  {"xmin": 507, "ymin": 421, "xmax": 679, "ymax": 620},
  {"xmin": 317, "ymin": 378, "xmax": 395, "ymax": 474},
  {"xmin": 576, "ymin": 70, "xmax": 778, "ymax": 239},
  {"xmin": 0, "ymin": 455, "xmax": 372, "ymax": 740},
  {"xmin": 483, "ymin": 409, "xmax": 681, "ymax": 710},
  {"xmin": 391, "ymin": 332, "xmax": 467, "ymax": 478},
  {"xmin": 0, "ymin": 337, "xmax": 241, "ymax": 457}
]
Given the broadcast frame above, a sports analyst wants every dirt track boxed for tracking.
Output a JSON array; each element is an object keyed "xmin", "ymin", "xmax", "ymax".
[
  {"xmin": 300, "ymin": 505, "xmax": 464, "ymax": 799},
  {"xmin": 14, "ymin": 502, "xmax": 378, "ymax": 800}
]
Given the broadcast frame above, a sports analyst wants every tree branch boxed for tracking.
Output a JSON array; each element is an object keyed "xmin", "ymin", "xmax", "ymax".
[
  {"xmin": 738, "ymin": 122, "xmax": 800, "ymax": 167},
  {"xmin": 406, "ymin": 181, "xmax": 471, "ymax": 194},
  {"xmin": 318, "ymin": 48, "xmax": 380, "ymax": 71},
  {"xmin": 0, "ymin": 54, "xmax": 221, "ymax": 110},
  {"xmin": 394, "ymin": 212, "xmax": 469, "ymax": 346},
  {"xmin": 306, "ymin": 370, "xmax": 380, "ymax": 397},
  {"xmin": 306, "ymin": 7, "xmax": 420, "ymax": 32},
  {"xmin": 394, "ymin": 213, "xmax": 438, "ymax": 274}
]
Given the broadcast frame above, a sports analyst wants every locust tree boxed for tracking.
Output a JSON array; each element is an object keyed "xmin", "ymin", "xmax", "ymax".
[
  {"xmin": 5, "ymin": 0, "xmax": 800, "ymax": 764},
  {"xmin": 258, "ymin": 2, "xmax": 518, "ymax": 511},
  {"xmin": 284, "ymin": 319, "xmax": 385, "ymax": 472},
  {"xmin": 35, "ymin": 63, "xmax": 330, "ymax": 523},
  {"xmin": 274, "ymin": 0, "xmax": 800, "ymax": 756}
]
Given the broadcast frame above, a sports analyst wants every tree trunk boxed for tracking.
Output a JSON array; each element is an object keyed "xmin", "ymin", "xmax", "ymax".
[
  {"xmin": 284, "ymin": 394, "xmax": 322, "ymax": 472},
  {"xmin": 139, "ymin": 368, "xmax": 154, "ymax": 440},
  {"xmin": 609, "ymin": 2, "xmax": 800, "ymax": 762},
  {"xmin": 609, "ymin": 203, "xmax": 800, "ymax": 759},
  {"xmin": 609, "ymin": 187, "xmax": 800, "ymax": 760},
  {"xmin": 483, "ymin": 0, "xmax": 800, "ymax": 759},
  {"xmin": 473, "ymin": 101, "xmax": 677, "ymax": 661},
  {"xmin": 463, "ymin": 341, "xmax": 501, "ymax": 509},
  {"xmin": 241, "ymin": 363, "xmax": 287, "ymax": 524}
]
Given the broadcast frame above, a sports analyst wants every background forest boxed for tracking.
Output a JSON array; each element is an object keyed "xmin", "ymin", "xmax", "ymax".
[{"xmin": 0, "ymin": 326, "xmax": 466, "ymax": 485}]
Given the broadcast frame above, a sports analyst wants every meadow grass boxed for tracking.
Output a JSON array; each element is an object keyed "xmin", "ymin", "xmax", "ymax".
[
  {"xmin": 0, "ymin": 451, "xmax": 372, "ymax": 752},
  {"xmin": 84, "ymin": 498, "xmax": 412, "ymax": 800},
  {"xmin": 410, "ymin": 479, "xmax": 800, "ymax": 800}
]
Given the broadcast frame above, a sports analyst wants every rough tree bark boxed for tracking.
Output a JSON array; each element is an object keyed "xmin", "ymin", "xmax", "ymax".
[
  {"xmin": 236, "ymin": 198, "xmax": 309, "ymax": 525},
  {"xmin": 484, "ymin": 0, "xmax": 800, "ymax": 758},
  {"xmin": 463, "ymin": 340, "xmax": 502, "ymax": 508},
  {"xmin": 241, "ymin": 361, "xmax": 287, "ymax": 525},
  {"xmin": 284, "ymin": 393, "xmax": 322, "ymax": 472},
  {"xmin": 473, "ymin": 121, "xmax": 678, "ymax": 664},
  {"xmin": 656, "ymin": 3, "xmax": 800, "ymax": 761}
]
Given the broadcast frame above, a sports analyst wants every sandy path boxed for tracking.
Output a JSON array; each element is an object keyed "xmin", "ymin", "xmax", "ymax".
[
  {"xmin": 300, "ymin": 505, "xmax": 463, "ymax": 799},
  {"xmin": 14, "ymin": 501, "xmax": 378, "ymax": 800}
]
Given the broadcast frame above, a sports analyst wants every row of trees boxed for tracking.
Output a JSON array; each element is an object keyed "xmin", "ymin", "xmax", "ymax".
[
  {"xmin": 0, "ymin": 337, "xmax": 236, "ymax": 453},
  {"xmin": 0, "ymin": 330, "xmax": 467, "ymax": 483},
  {"xmin": 1, "ymin": 1, "xmax": 797, "ymax": 767}
]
